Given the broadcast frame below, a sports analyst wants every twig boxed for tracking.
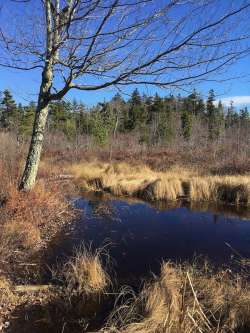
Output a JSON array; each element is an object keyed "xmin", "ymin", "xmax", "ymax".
[{"xmin": 186, "ymin": 272, "xmax": 212, "ymax": 330}]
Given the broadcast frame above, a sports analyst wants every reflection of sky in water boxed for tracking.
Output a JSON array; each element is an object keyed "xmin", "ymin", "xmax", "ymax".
[{"xmin": 72, "ymin": 197, "xmax": 250, "ymax": 279}]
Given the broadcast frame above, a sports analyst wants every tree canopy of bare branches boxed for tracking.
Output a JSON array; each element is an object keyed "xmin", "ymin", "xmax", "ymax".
[{"xmin": 0, "ymin": 0, "xmax": 250, "ymax": 190}]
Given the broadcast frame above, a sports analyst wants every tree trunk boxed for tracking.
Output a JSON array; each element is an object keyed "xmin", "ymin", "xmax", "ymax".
[
  {"xmin": 19, "ymin": 100, "xmax": 49, "ymax": 191},
  {"xmin": 19, "ymin": 32, "xmax": 54, "ymax": 191}
]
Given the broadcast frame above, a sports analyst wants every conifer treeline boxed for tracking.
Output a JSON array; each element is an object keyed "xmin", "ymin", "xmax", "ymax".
[{"xmin": 0, "ymin": 88, "xmax": 249, "ymax": 145}]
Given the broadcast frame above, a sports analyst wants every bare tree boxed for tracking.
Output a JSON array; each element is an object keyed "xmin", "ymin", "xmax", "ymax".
[{"xmin": 0, "ymin": 0, "xmax": 250, "ymax": 190}]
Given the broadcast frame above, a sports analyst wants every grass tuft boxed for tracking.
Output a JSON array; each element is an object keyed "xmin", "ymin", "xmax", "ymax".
[
  {"xmin": 62, "ymin": 245, "xmax": 110, "ymax": 297},
  {"xmin": 70, "ymin": 161, "xmax": 250, "ymax": 206},
  {"xmin": 103, "ymin": 261, "xmax": 250, "ymax": 333}
]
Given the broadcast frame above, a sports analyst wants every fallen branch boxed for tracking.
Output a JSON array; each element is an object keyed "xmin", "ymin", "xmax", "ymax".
[{"xmin": 13, "ymin": 284, "xmax": 59, "ymax": 293}]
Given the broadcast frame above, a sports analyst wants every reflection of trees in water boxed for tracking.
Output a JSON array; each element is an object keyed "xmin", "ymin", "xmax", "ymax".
[
  {"xmin": 150, "ymin": 200, "xmax": 182, "ymax": 211},
  {"xmin": 88, "ymin": 200, "xmax": 117, "ymax": 220},
  {"xmin": 148, "ymin": 199, "xmax": 250, "ymax": 220},
  {"xmin": 84, "ymin": 189, "xmax": 250, "ymax": 223},
  {"xmin": 213, "ymin": 214, "xmax": 219, "ymax": 224},
  {"xmin": 189, "ymin": 202, "xmax": 250, "ymax": 220}
]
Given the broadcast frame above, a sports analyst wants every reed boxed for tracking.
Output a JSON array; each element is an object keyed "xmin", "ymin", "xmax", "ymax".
[
  {"xmin": 103, "ymin": 261, "xmax": 250, "ymax": 333},
  {"xmin": 70, "ymin": 162, "xmax": 250, "ymax": 206},
  {"xmin": 62, "ymin": 246, "xmax": 110, "ymax": 297}
]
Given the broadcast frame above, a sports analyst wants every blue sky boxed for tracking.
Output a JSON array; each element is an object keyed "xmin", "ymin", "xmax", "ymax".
[
  {"xmin": 1, "ymin": 1, "xmax": 250, "ymax": 108},
  {"xmin": 1, "ymin": 56, "xmax": 249, "ymax": 108}
]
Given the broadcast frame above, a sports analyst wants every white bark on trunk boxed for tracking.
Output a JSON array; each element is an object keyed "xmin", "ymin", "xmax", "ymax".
[
  {"xmin": 19, "ymin": 56, "xmax": 53, "ymax": 190},
  {"xmin": 19, "ymin": 101, "xmax": 49, "ymax": 191}
]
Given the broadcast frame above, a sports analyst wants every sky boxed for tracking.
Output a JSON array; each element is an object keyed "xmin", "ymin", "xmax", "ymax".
[
  {"xmin": 0, "ymin": 1, "xmax": 250, "ymax": 109},
  {"xmin": 1, "ymin": 57, "xmax": 249, "ymax": 108}
]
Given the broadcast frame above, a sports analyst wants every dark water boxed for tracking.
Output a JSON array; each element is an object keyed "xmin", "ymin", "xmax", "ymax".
[
  {"xmin": 7, "ymin": 194, "xmax": 250, "ymax": 333},
  {"xmin": 66, "ymin": 193, "xmax": 250, "ymax": 280}
]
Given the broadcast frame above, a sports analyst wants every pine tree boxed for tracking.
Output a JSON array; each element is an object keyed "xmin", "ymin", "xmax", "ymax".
[
  {"xmin": 0, "ymin": 89, "xmax": 18, "ymax": 130},
  {"xmin": 125, "ymin": 89, "xmax": 145, "ymax": 130},
  {"xmin": 182, "ymin": 90, "xmax": 199, "ymax": 116},
  {"xmin": 109, "ymin": 93, "xmax": 125, "ymax": 133},
  {"xmin": 147, "ymin": 93, "xmax": 163, "ymax": 144},
  {"xmin": 156, "ymin": 97, "xmax": 175, "ymax": 144},
  {"xmin": 225, "ymin": 101, "xmax": 236, "ymax": 128},
  {"xmin": 48, "ymin": 100, "xmax": 77, "ymax": 139},
  {"xmin": 196, "ymin": 97, "xmax": 206, "ymax": 117},
  {"xmin": 112, "ymin": 93, "xmax": 125, "ymax": 105},
  {"xmin": 216, "ymin": 100, "xmax": 225, "ymax": 136},
  {"xmin": 130, "ymin": 88, "xmax": 141, "ymax": 105},
  {"xmin": 77, "ymin": 102, "xmax": 88, "ymax": 135},
  {"xmin": 239, "ymin": 107, "xmax": 249, "ymax": 121},
  {"xmin": 206, "ymin": 89, "xmax": 221, "ymax": 140},
  {"xmin": 90, "ymin": 103, "xmax": 116, "ymax": 146},
  {"xmin": 181, "ymin": 110, "xmax": 192, "ymax": 140},
  {"xmin": 19, "ymin": 102, "xmax": 36, "ymax": 136},
  {"xmin": 239, "ymin": 107, "xmax": 250, "ymax": 132}
]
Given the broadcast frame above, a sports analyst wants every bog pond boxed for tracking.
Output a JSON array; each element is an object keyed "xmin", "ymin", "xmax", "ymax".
[
  {"xmin": 49, "ymin": 193, "xmax": 250, "ymax": 282},
  {"xmin": 6, "ymin": 193, "xmax": 250, "ymax": 333}
]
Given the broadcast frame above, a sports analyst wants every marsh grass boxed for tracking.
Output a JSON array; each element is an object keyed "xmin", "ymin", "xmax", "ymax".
[
  {"xmin": 0, "ymin": 277, "xmax": 17, "ymax": 306},
  {"xmin": 2, "ymin": 257, "xmax": 250, "ymax": 333},
  {"xmin": 0, "ymin": 132, "xmax": 249, "ymax": 331},
  {"xmin": 54, "ymin": 245, "xmax": 111, "ymax": 299},
  {"xmin": 103, "ymin": 261, "xmax": 250, "ymax": 333},
  {"xmin": 70, "ymin": 162, "xmax": 250, "ymax": 206}
]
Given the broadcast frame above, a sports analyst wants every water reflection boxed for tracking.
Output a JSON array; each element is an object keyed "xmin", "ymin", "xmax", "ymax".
[{"xmin": 71, "ymin": 193, "xmax": 250, "ymax": 280}]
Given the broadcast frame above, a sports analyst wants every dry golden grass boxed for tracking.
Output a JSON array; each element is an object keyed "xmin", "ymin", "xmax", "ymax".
[
  {"xmin": 190, "ymin": 176, "xmax": 250, "ymax": 205},
  {"xmin": 70, "ymin": 161, "xmax": 250, "ymax": 206},
  {"xmin": 0, "ymin": 276, "xmax": 17, "ymax": 306},
  {"xmin": 189, "ymin": 177, "xmax": 218, "ymax": 202},
  {"xmin": 103, "ymin": 262, "xmax": 250, "ymax": 333},
  {"xmin": 141, "ymin": 177, "xmax": 183, "ymax": 201},
  {"xmin": 62, "ymin": 246, "xmax": 110, "ymax": 297}
]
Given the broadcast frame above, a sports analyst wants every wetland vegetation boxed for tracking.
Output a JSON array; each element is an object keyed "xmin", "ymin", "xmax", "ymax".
[
  {"xmin": 0, "ymin": 124, "xmax": 250, "ymax": 332},
  {"xmin": 1, "ymin": 1, "xmax": 250, "ymax": 332}
]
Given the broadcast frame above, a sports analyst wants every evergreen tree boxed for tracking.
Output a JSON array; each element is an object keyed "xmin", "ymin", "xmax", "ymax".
[
  {"xmin": 181, "ymin": 110, "xmax": 192, "ymax": 140},
  {"xmin": 125, "ymin": 89, "xmax": 144, "ymax": 130},
  {"xmin": 225, "ymin": 101, "xmax": 236, "ymax": 128},
  {"xmin": 158, "ymin": 109, "xmax": 173, "ymax": 144},
  {"xmin": 130, "ymin": 88, "xmax": 141, "ymax": 105},
  {"xmin": 196, "ymin": 96, "xmax": 206, "ymax": 117},
  {"xmin": 217, "ymin": 100, "xmax": 225, "ymax": 136},
  {"xmin": 182, "ymin": 90, "xmax": 200, "ymax": 116},
  {"xmin": 0, "ymin": 89, "xmax": 18, "ymax": 130},
  {"xmin": 19, "ymin": 102, "xmax": 36, "ymax": 136},
  {"xmin": 156, "ymin": 96, "xmax": 175, "ymax": 143},
  {"xmin": 147, "ymin": 94, "xmax": 164, "ymax": 144},
  {"xmin": 49, "ymin": 100, "xmax": 77, "ymax": 138},
  {"xmin": 239, "ymin": 107, "xmax": 250, "ymax": 132},
  {"xmin": 77, "ymin": 102, "xmax": 88, "ymax": 135},
  {"xmin": 206, "ymin": 89, "xmax": 221, "ymax": 139},
  {"xmin": 90, "ymin": 103, "xmax": 116, "ymax": 146},
  {"xmin": 2, "ymin": 86, "xmax": 248, "ymax": 149},
  {"xmin": 239, "ymin": 107, "xmax": 249, "ymax": 121},
  {"xmin": 112, "ymin": 93, "xmax": 125, "ymax": 105},
  {"xmin": 109, "ymin": 93, "xmax": 126, "ymax": 133}
]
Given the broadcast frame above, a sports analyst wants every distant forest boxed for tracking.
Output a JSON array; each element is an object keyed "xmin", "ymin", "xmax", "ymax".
[{"xmin": 0, "ymin": 88, "xmax": 249, "ymax": 146}]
